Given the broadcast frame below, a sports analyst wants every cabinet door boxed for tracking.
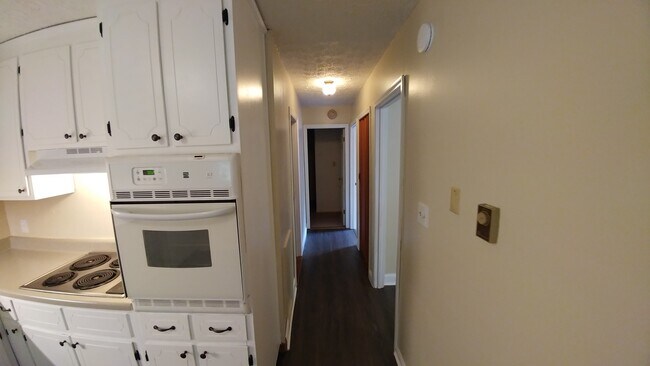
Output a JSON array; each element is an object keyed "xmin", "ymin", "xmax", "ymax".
[
  {"xmin": 73, "ymin": 336, "xmax": 138, "ymax": 366},
  {"xmin": 196, "ymin": 345, "xmax": 248, "ymax": 366},
  {"xmin": 72, "ymin": 41, "xmax": 107, "ymax": 146},
  {"xmin": 4, "ymin": 325, "xmax": 35, "ymax": 366},
  {"xmin": 159, "ymin": 0, "xmax": 231, "ymax": 147},
  {"xmin": 0, "ymin": 320, "xmax": 18, "ymax": 366},
  {"xmin": 23, "ymin": 328, "xmax": 78, "ymax": 366},
  {"xmin": 145, "ymin": 343, "xmax": 196, "ymax": 366},
  {"xmin": 0, "ymin": 58, "xmax": 29, "ymax": 198},
  {"xmin": 19, "ymin": 46, "xmax": 77, "ymax": 149},
  {"xmin": 100, "ymin": 0, "xmax": 168, "ymax": 149}
]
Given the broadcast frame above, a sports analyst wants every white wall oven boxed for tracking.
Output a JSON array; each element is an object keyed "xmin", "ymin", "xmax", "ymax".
[{"xmin": 108, "ymin": 154, "xmax": 244, "ymax": 312}]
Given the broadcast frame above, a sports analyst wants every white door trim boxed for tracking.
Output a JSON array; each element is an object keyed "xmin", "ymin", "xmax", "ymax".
[{"xmin": 302, "ymin": 124, "xmax": 350, "ymax": 229}]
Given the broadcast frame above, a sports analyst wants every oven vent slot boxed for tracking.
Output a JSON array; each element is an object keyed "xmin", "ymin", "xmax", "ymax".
[
  {"xmin": 190, "ymin": 189, "xmax": 212, "ymax": 198},
  {"xmin": 154, "ymin": 190, "xmax": 171, "ymax": 199},
  {"xmin": 115, "ymin": 191, "xmax": 132, "ymax": 199},
  {"xmin": 133, "ymin": 299, "xmax": 246, "ymax": 313},
  {"xmin": 172, "ymin": 190, "xmax": 189, "ymax": 198},
  {"xmin": 213, "ymin": 189, "xmax": 230, "ymax": 198},
  {"xmin": 133, "ymin": 191, "xmax": 154, "ymax": 199}
]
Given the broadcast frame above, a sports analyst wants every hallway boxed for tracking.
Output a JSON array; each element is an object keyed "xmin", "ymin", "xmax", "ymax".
[{"xmin": 277, "ymin": 230, "xmax": 396, "ymax": 366}]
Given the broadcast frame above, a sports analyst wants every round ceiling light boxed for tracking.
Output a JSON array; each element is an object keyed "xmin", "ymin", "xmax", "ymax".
[
  {"xmin": 417, "ymin": 23, "xmax": 434, "ymax": 53},
  {"xmin": 322, "ymin": 80, "xmax": 336, "ymax": 96}
]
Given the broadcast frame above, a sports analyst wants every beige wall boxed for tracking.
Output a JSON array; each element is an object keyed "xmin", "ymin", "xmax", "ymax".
[
  {"xmin": 355, "ymin": 0, "xmax": 650, "ymax": 364},
  {"xmin": 302, "ymin": 105, "xmax": 352, "ymax": 125},
  {"xmin": 3, "ymin": 173, "xmax": 113, "ymax": 240},
  {"xmin": 0, "ymin": 203, "xmax": 10, "ymax": 240}
]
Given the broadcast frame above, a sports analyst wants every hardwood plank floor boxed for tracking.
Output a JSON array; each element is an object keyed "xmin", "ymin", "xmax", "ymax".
[{"xmin": 277, "ymin": 229, "xmax": 396, "ymax": 366}]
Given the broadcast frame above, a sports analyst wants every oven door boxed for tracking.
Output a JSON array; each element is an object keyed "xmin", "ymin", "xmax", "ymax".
[{"xmin": 111, "ymin": 202, "xmax": 242, "ymax": 300}]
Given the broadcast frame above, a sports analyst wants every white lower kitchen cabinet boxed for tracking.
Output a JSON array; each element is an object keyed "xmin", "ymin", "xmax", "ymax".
[
  {"xmin": 143, "ymin": 343, "xmax": 196, "ymax": 366},
  {"xmin": 73, "ymin": 336, "xmax": 138, "ymax": 366},
  {"xmin": 196, "ymin": 344, "xmax": 249, "ymax": 366},
  {"xmin": 1, "ymin": 316, "xmax": 35, "ymax": 366},
  {"xmin": 0, "ymin": 319, "xmax": 18, "ymax": 366},
  {"xmin": 22, "ymin": 328, "xmax": 77, "ymax": 366}
]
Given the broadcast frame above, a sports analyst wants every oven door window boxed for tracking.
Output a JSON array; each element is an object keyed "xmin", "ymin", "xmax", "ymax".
[{"xmin": 143, "ymin": 230, "xmax": 212, "ymax": 268}]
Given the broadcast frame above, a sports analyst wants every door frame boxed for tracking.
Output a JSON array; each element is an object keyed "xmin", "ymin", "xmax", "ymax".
[
  {"xmin": 372, "ymin": 75, "xmax": 407, "ymax": 289},
  {"xmin": 302, "ymin": 124, "xmax": 350, "ymax": 229},
  {"xmin": 348, "ymin": 121, "xmax": 358, "ymax": 233},
  {"xmin": 352, "ymin": 108, "xmax": 370, "ymax": 250}
]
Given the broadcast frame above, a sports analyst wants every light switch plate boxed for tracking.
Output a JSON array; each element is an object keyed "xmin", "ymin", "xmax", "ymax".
[
  {"xmin": 450, "ymin": 187, "xmax": 460, "ymax": 214},
  {"xmin": 417, "ymin": 202, "xmax": 429, "ymax": 228}
]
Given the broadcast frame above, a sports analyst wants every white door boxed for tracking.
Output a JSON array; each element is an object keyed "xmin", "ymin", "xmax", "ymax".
[
  {"xmin": 196, "ymin": 345, "xmax": 248, "ymax": 366},
  {"xmin": 0, "ymin": 320, "xmax": 18, "ymax": 366},
  {"xmin": 71, "ymin": 41, "xmax": 107, "ymax": 146},
  {"xmin": 159, "ymin": 0, "xmax": 231, "ymax": 147},
  {"xmin": 23, "ymin": 328, "xmax": 78, "ymax": 366},
  {"xmin": 19, "ymin": 46, "xmax": 77, "ymax": 149},
  {"xmin": 74, "ymin": 336, "xmax": 138, "ymax": 366},
  {"xmin": 145, "ymin": 344, "xmax": 196, "ymax": 366},
  {"xmin": 99, "ymin": 0, "xmax": 168, "ymax": 149},
  {"xmin": 0, "ymin": 58, "xmax": 29, "ymax": 198},
  {"xmin": 4, "ymin": 326, "xmax": 35, "ymax": 366}
]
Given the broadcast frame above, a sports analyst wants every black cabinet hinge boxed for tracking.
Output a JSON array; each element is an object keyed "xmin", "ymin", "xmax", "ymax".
[
  {"xmin": 20, "ymin": 128, "xmax": 24, "ymax": 137},
  {"xmin": 99, "ymin": 22, "xmax": 103, "ymax": 37},
  {"xmin": 134, "ymin": 350, "xmax": 141, "ymax": 361},
  {"xmin": 106, "ymin": 121, "xmax": 112, "ymax": 136},
  {"xmin": 23, "ymin": 335, "xmax": 27, "ymax": 342},
  {"xmin": 17, "ymin": 66, "xmax": 20, "ymax": 74},
  {"xmin": 145, "ymin": 351, "xmax": 149, "ymax": 362},
  {"xmin": 0, "ymin": 331, "xmax": 2, "ymax": 340},
  {"xmin": 4, "ymin": 329, "xmax": 7, "ymax": 335},
  {"xmin": 248, "ymin": 354, "xmax": 254, "ymax": 365},
  {"xmin": 229, "ymin": 116, "xmax": 236, "ymax": 132},
  {"xmin": 222, "ymin": 9, "xmax": 229, "ymax": 25}
]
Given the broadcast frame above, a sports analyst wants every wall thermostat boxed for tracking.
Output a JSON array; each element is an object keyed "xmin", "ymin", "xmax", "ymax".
[{"xmin": 476, "ymin": 204, "xmax": 500, "ymax": 243}]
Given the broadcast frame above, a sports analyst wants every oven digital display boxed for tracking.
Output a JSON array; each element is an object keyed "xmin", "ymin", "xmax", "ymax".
[{"xmin": 143, "ymin": 169, "xmax": 155, "ymax": 176}]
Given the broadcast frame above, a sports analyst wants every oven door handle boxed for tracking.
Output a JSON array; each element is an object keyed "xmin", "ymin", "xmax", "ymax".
[{"xmin": 111, "ymin": 207, "xmax": 234, "ymax": 221}]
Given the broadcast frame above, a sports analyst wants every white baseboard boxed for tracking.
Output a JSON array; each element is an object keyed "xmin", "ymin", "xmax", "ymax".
[
  {"xmin": 384, "ymin": 273, "xmax": 396, "ymax": 286},
  {"xmin": 285, "ymin": 282, "xmax": 298, "ymax": 349},
  {"xmin": 394, "ymin": 348, "xmax": 406, "ymax": 366}
]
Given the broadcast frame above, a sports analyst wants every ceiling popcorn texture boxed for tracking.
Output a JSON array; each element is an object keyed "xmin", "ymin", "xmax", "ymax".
[
  {"xmin": 256, "ymin": 0, "xmax": 418, "ymax": 106},
  {"xmin": 0, "ymin": 0, "xmax": 95, "ymax": 43}
]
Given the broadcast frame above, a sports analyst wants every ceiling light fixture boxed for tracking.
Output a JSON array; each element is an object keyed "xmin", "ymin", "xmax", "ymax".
[{"xmin": 322, "ymin": 80, "xmax": 336, "ymax": 96}]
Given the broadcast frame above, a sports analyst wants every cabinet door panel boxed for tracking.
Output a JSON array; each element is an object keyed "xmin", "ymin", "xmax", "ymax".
[
  {"xmin": 74, "ymin": 337, "xmax": 138, "ymax": 366},
  {"xmin": 0, "ymin": 320, "xmax": 18, "ymax": 366},
  {"xmin": 0, "ymin": 58, "xmax": 29, "ymax": 198},
  {"xmin": 160, "ymin": 0, "xmax": 231, "ymax": 147},
  {"xmin": 101, "ymin": 0, "xmax": 167, "ymax": 149},
  {"xmin": 19, "ymin": 46, "xmax": 77, "ymax": 149},
  {"xmin": 23, "ymin": 328, "xmax": 78, "ymax": 366},
  {"xmin": 145, "ymin": 343, "xmax": 196, "ymax": 366},
  {"xmin": 196, "ymin": 345, "xmax": 248, "ymax": 366},
  {"xmin": 72, "ymin": 41, "xmax": 107, "ymax": 146}
]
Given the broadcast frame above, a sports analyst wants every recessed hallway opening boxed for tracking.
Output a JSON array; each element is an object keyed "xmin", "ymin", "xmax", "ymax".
[{"xmin": 277, "ymin": 230, "xmax": 396, "ymax": 366}]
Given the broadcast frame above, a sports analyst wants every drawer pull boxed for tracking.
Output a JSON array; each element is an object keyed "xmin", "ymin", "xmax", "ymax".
[
  {"xmin": 59, "ymin": 340, "xmax": 68, "ymax": 347},
  {"xmin": 71, "ymin": 342, "xmax": 80, "ymax": 349},
  {"xmin": 0, "ymin": 306, "xmax": 11, "ymax": 312},
  {"xmin": 208, "ymin": 326, "xmax": 233, "ymax": 334},
  {"xmin": 180, "ymin": 351, "xmax": 189, "ymax": 359},
  {"xmin": 153, "ymin": 325, "xmax": 176, "ymax": 332},
  {"xmin": 200, "ymin": 351, "xmax": 208, "ymax": 359},
  {"xmin": 10, "ymin": 329, "xmax": 18, "ymax": 334}
]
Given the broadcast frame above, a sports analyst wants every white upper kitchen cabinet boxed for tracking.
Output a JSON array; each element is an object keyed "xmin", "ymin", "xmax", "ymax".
[
  {"xmin": 159, "ymin": 0, "xmax": 231, "ymax": 147},
  {"xmin": 19, "ymin": 46, "xmax": 77, "ymax": 150},
  {"xmin": 71, "ymin": 41, "xmax": 107, "ymax": 146},
  {"xmin": 99, "ymin": 0, "xmax": 169, "ymax": 149}
]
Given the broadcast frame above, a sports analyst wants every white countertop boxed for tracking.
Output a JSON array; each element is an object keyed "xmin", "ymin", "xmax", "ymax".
[{"xmin": 0, "ymin": 237, "xmax": 132, "ymax": 311}]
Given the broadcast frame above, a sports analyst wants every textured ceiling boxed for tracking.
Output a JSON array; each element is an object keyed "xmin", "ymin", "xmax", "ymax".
[
  {"xmin": 0, "ymin": 0, "xmax": 95, "ymax": 43},
  {"xmin": 256, "ymin": 0, "xmax": 418, "ymax": 106}
]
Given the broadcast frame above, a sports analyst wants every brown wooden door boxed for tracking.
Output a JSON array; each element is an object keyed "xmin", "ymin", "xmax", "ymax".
[{"xmin": 359, "ymin": 114, "xmax": 370, "ymax": 268}]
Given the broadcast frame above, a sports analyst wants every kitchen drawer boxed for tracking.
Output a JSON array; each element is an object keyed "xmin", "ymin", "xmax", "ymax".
[
  {"xmin": 194, "ymin": 344, "xmax": 249, "ymax": 366},
  {"xmin": 191, "ymin": 313, "xmax": 247, "ymax": 342},
  {"xmin": 12, "ymin": 300, "xmax": 66, "ymax": 331},
  {"xmin": 136, "ymin": 312, "xmax": 190, "ymax": 341},
  {"xmin": 63, "ymin": 308, "xmax": 133, "ymax": 338},
  {"xmin": 0, "ymin": 296, "xmax": 17, "ymax": 321}
]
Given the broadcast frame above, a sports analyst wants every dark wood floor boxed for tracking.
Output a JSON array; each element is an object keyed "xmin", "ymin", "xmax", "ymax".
[{"xmin": 277, "ymin": 229, "xmax": 396, "ymax": 366}]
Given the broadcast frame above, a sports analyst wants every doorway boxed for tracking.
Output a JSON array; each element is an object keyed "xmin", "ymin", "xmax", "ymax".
[
  {"xmin": 358, "ymin": 114, "xmax": 370, "ymax": 268},
  {"xmin": 303, "ymin": 125, "xmax": 349, "ymax": 230}
]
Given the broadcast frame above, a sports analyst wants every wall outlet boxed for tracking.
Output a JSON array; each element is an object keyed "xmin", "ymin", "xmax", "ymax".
[
  {"xmin": 450, "ymin": 187, "xmax": 460, "ymax": 214},
  {"xmin": 417, "ymin": 202, "xmax": 429, "ymax": 228},
  {"xmin": 19, "ymin": 219, "xmax": 29, "ymax": 233}
]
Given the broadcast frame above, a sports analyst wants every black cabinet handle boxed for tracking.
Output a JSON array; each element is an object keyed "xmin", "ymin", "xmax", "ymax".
[
  {"xmin": 208, "ymin": 326, "xmax": 232, "ymax": 334},
  {"xmin": 200, "ymin": 351, "xmax": 208, "ymax": 359},
  {"xmin": 71, "ymin": 342, "xmax": 79, "ymax": 349},
  {"xmin": 173, "ymin": 133, "xmax": 183, "ymax": 141},
  {"xmin": 10, "ymin": 329, "xmax": 17, "ymax": 334},
  {"xmin": 153, "ymin": 325, "xmax": 176, "ymax": 332},
  {"xmin": 0, "ymin": 306, "xmax": 11, "ymax": 312},
  {"xmin": 17, "ymin": 188, "xmax": 25, "ymax": 194},
  {"xmin": 151, "ymin": 134, "xmax": 161, "ymax": 142},
  {"xmin": 64, "ymin": 133, "xmax": 72, "ymax": 139},
  {"xmin": 180, "ymin": 351, "xmax": 189, "ymax": 359},
  {"xmin": 59, "ymin": 340, "xmax": 68, "ymax": 347},
  {"xmin": 78, "ymin": 133, "xmax": 87, "ymax": 139}
]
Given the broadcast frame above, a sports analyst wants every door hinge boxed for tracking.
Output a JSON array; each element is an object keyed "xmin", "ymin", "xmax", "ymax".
[
  {"xmin": 222, "ymin": 9, "xmax": 229, "ymax": 25},
  {"xmin": 23, "ymin": 335, "xmax": 27, "ymax": 342},
  {"xmin": 106, "ymin": 121, "xmax": 112, "ymax": 136},
  {"xmin": 145, "ymin": 351, "xmax": 149, "ymax": 362},
  {"xmin": 17, "ymin": 66, "xmax": 20, "ymax": 74},
  {"xmin": 20, "ymin": 128, "xmax": 24, "ymax": 137},
  {"xmin": 134, "ymin": 350, "xmax": 141, "ymax": 361},
  {"xmin": 229, "ymin": 116, "xmax": 236, "ymax": 132},
  {"xmin": 0, "ymin": 331, "xmax": 2, "ymax": 340},
  {"xmin": 343, "ymin": 209, "xmax": 346, "ymax": 214},
  {"xmin": 4, "ymin": 329, "xmax": 7, "ymax": 335},
  {"xmin": 248, "ymin": 354, "xmax": 254, "ymax": 366},
  {"xmin": 99, "ymin": 22, "xmax": 103, "ymax": 37}
]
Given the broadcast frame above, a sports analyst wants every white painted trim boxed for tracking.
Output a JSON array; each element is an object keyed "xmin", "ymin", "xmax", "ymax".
[
  {"xmin": 248, "ymin": 0, "xmax": 268, "ymax": 32},
  {"xmin": 384, "ymin": 273, "xmax": 396, "ymax": 286},
  {"xmin": 285, "ymin": 279, "xmax": 298, "ymax": 350},
  {"xmin": 302, "ymin": 124, "xmax": 350, "ymax": 229},
  {"xmin": 394, "ymin": 348, "xmax": 406, "ymax": 366}
]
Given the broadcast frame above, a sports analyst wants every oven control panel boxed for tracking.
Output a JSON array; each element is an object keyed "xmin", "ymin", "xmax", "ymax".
[{"xmin": 132, "ymin": 167, "xmax": 167, "ymax": 185}]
